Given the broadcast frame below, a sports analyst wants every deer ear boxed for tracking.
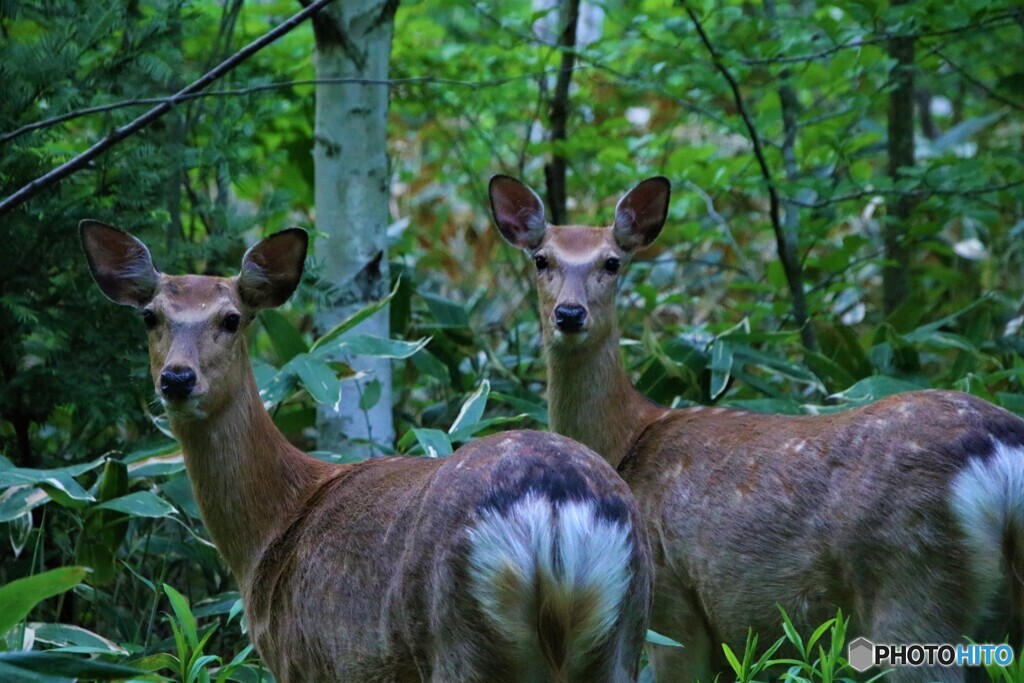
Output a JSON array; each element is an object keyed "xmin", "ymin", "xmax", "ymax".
[
  {"xmin": 613, "ymin": 177, "xmax": 671, "ymax": 253},
  {"xmin": 489, "ymin": 175, "xmax": 548, "ymax": 250},
  {"xmin": 237, "ymin": 228, "xmax": 308, "ymax": 310},
  {"xmin": 80, "ymin": 220, "xmax": 159, "ymax": 308}
]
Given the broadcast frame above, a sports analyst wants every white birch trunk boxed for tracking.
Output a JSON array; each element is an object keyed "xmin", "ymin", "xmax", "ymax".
[{"xmin": 312, "ymin": 0, "xmax": 397, "ymax": 456}]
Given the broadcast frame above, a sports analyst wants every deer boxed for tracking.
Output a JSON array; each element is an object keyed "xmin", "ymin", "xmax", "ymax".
[
  {"xmin": 489, "ymin": 174, "xmax": 1024, "ymax": 683},
  {"xmin": 80, "ymin": 220, "xmax": 655, "ymax": 683}
]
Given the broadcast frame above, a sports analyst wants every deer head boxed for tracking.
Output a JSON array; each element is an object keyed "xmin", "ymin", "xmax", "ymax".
[
  {"xmin": 489, "ymin": 175, "xmax": 671, "ymax": 350},
  {"xmin": 80, "ymin": 220, "xmax": 307, "ymax": 422}
]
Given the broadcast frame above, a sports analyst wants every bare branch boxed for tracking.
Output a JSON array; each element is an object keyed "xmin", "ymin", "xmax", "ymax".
[
  {"xmin": 787, "ymin": 180, "xmax": 1024, "ymax": 209},
  {"xmin": 683, "ymin": 3, "xmax": 818, "ymax": 351},
  {"xmin": 0, "ymin": 0, "xmax": 338, "ymax": 217},
  {"xmin": 739, "ymin": 11, "xmax": 1019, "ymax": 66}
]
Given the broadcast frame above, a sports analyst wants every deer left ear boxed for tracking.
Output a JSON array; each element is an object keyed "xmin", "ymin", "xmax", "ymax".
[
  {"xmin": 613, "ymin": 177, "xmax": 671, "ymax": 253},
  {"xmin": 238, "ymin": 228, "xmax": 308, "ymax": 310},
  {"xmin": 80, "ymin": 220, "xmax": 160, "ymax": 308}
]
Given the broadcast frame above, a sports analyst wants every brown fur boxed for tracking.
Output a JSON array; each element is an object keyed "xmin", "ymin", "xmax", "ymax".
[
  {"xmin": 81, "ymin": 221, "xmax": 653, "ymax": 683},
  {"xmin": 489, "ymin": 177, "xmax": 1024, "ymax": 683}
]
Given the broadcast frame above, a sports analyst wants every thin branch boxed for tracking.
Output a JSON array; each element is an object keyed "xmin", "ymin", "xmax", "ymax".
[
  {"xmin": 0, "ymin": 71, "xmax": 574, "ymax": 146},
  {"xmin": 930, "ymin": 47, "xmax": 1024, "ymax": 113},
  {"xmin": 0, "ymin": 0, "xmax": 338, "ymax": 217},
  {"xmin": 683, "ymin": 3, "xmax": 817, "ymax": 351},
  {"xmin": 787, "ymin": 179, "xmax": 1024, "ymax": 209},
  {"xmin": 739, "ymin": 11, "xmax": 1019, "ymax": 65}
]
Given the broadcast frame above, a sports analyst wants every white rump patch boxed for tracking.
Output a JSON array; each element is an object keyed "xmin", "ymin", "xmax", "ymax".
[
  {"xmin": 467, "ymin": 493, "xmax": 633, "ymax": 661},
  {"xmin": 950, "ymin": 440, "xmax": 1024, "ymax": 606}
]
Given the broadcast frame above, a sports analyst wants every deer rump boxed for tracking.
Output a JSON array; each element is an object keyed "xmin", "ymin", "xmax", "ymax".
[
  {"xmin": 619, "ymin": 389, "xmax": 1024, "ymax": 668},
  {"xmin": 244, "ymin": 430, "xmax": 651, "ymax": 683}
]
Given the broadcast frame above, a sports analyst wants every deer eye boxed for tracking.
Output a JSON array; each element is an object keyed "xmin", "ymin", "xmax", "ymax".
[
  {"xmin": 142, "ymin": 309, "xmax": 157, "ymax": 330},
  {"xmin": 534, "ymin": 254, "xmax": 549, "ymax": 271},
  {"xmin": 604, "ymin": 257, "xmax": 621, "ymax": 274},
  {"xmin": 222, "ymin": 313, "xmax": 242, "ymax": 333}
]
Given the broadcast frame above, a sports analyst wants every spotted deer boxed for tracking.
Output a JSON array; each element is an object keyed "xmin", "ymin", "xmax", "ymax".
[
  {"xmin": 489, "ymin": 175, "xmax": 1024, "ymax": 682},
  {"xmin": 81, "ymin": 220, "xmax": 654, "ymax": 682}
]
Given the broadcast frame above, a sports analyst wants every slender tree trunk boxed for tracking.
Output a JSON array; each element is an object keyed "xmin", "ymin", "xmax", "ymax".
[
  {"xmin": 310, "ymin": 0, "xmax": 398, "ymax": 456},
  {"xmin": 765, "ymin": 0, "xmax": 818, "ymax": 352},
  {"xmin": 543, "ymin": 0, "xmax": 580, "ymax": 225},
  {"xmin": 884, "ymin": 0, "xmax": 916, "ymax": 315}
]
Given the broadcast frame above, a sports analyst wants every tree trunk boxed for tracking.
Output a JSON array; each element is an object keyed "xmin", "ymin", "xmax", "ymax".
[
  {"xmin": 543, "ymin": 0, "xmax": 580, "ymax": 225},
  {"xmin": 884, "ymin": 0, "xmax": 916, "ymax": 315},
  {"xmin": 310, "ymin": 0, "xmax": 398, "ymax": 456}
]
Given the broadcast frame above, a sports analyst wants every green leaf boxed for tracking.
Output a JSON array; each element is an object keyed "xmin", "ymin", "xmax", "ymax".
[
  {"xmin": 163, "ymin": 584, "xmax": 199, "ymax": 650},
  {"xmin": 450, "ymin": 380, "xmax": 490, "ymax": 434},
  {"xmin": 722, "ymin": 641, "xmax": 743, "ymax": 676},
  {"xmin": 412, "ymin": 428, "xmax": 454, "ymax": 458},
  {"xmin": 0, "ymin": 567, "xmax": 88, "ymax": 635},
  {"xmin": 829, "ymin": 376, "xmax": 924, "ymax": 406},
  {"xmin": 709, "ymin": 340, "xmax": 734, "ymax": 400},
  {"xmin": 92, "ymin": 491, "xmax": 176, "ymax": 518},
  {"xmin": 646, "ymin": 629, "xmax": 684, "ymax": 648},
  {"xmin": 286, "ymin": 354, "xmax": 341, "ymax": 406},
  {"xmin": 310, "ymin": 279, "xmax": 400, "ymax": 352},
  {"xmin": 29, "ymin": 622, "xmax": 128, "ymax": 655},
  {"xmin": 260, "ymin": 309, "xmax": 309, "ymax": 363},
  {"xmin": 0, "ymin": 651, "xmax": 146, "ymax": 679},
  {"xmin": 359, "ymin": 378, "xmax": 382, "ymax": 411},
  {"xmin": 0, "ymin": 486, "xmax": 51, "ymax": 523},
  {"xmin": 326, "ymin": 334, "xmax": 430, "ymax": 360},
  {"xmin": 421, "ymin": 292, "xmax": 470, "ymax": 329}
]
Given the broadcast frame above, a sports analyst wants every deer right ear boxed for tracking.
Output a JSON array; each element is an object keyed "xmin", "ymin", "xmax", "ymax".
[
  {"xmin": 613, "ymin": 177, "xmax": 671, "ymax": 253},
  {"xmin": 488, "ymin": 175, "xmax": 547, "ymax": 250},
  {"xmin": 80, "ymin": 220, "xmax": 159, "ymax": 308},
  {"xmin": 237, "ymin": 228, "xmax": 308, "ymax": 310}
]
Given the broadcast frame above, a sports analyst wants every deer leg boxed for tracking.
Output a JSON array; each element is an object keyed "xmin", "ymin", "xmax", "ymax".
[{"xmin": 647, "ymin": 578, "xmax": 712, "ymax": 683}]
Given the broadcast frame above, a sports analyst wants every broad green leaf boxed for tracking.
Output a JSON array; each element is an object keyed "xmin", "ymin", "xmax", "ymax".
[
  {"xmin": 310, "ymin": 279, "xmax": 400, "ymax": 352},
  {"xmin": 450, "ymin": 380, "xmax": 490, "ymax": 434},
  {"xmin": 0, "ymin": 486, "xmax": 51, "ymax": 523},
  {"xmin": 163, "ymin": 584, "xmax": 198, "ymax": 649},
  {"xmin": 260, "ymin": 308, "xmax": 309, "ymax": 363},
  {"xmin": 323, "ymin": 334, "xmax": 430, "ymax": 360},
  {"xmin": 709, "ymin": 340, "xmax": 734, "ymax": 400},
  {"xmin": 0, "ymin": 459, "xmax": 105, "ymax": 508},
  {"xmin": 92, "ymin": 491, "xmax": 176, "ymax": 518},
  {"xmin": 829, "ymin": 376, "xmax": 924, "ymax": 406},
  {"xmin": 359, "ymin": 378, "xmax": 382, "ymax": 411},
  {"xmin": 491, "ymin": 392, "xmax": 548, "ymax": 425},
  {"xmin": 286, "ymin": 354, "xmax": 342, "ymax": 406},
  {"xmin": 412, "ymin": 429, "xmax": 454, "ymax": 458},
  {"xmin": 0, "ymin": 567, "xmax": 88, "ymax": 635},
  {"xmin": 29, "ymin": 622, "xmax": 128, "ymax": 655},
  {"xmin": 421, "ymin": 292, "xmax": 470, "ymax": 329},
  {"xmin": 0, "ymin": 651, "xmax": 145, "ymax": 679}
]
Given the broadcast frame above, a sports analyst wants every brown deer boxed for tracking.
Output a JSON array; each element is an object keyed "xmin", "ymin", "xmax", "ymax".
[
  {"xmin": 489, "ymin": 175, "xmax": 1024, "ymax": 683},
  {"xmin": 81, "ymin": 220, "xmax": 654, "ymax": 683}
]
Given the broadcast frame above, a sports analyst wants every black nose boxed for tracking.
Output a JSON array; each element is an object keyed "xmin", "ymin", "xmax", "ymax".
[
  {"xmin": 160, "ymin": 367, "xmax": 196, "ymax": 400},
  {"xmin": 554, "ymin": 304, "xmax": 587, "ymax": 333}
]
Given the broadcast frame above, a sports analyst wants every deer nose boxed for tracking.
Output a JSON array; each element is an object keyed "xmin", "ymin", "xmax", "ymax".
[
  {"xmin": 160, "ymin": 367, "xmax": 197, "ymax": 400},
  {"xmin": 554, "ymin": 304, "xmax": 587, "ymax": 333}
]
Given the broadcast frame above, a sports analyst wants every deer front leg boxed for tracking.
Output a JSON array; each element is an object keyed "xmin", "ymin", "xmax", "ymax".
[{"xmin": 647, "ymin": 577, "xmax": 713, "ymax": 683}]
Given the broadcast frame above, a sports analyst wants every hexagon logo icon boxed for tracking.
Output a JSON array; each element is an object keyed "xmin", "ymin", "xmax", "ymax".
[{"xmin": 848, "ymin": 637, "xmax": 875, "ymax": 672}]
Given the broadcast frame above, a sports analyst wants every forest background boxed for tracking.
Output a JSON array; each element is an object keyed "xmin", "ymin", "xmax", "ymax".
[{"xmin": 1, "ymin": 0, "xmax": 1023, "ymax": 680}]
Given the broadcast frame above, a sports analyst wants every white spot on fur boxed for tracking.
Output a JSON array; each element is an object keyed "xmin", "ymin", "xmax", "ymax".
[
  {"xmin": 467, "ymin": 493, "xmax": 633, "ymax": 662},
  {"xmin": 950, "ymin": 440, "xmax": 1024, "ymax": 611}
]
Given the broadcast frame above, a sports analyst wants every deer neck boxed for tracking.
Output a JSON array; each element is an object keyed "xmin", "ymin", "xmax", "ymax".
[
  {"xmin": 545, "ymin": 326, "xmax": 664, "ymax": 470},
  {"xmin": 168, "ymin": 353, "xmax": 331, "ymax": 583}
]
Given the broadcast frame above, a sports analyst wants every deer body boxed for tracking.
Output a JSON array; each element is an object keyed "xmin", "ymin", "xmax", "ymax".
[
  {"xmin": 82, "ymin": 221, "xmax": 653, "ymax": 683},
  {"xmin": 490, "ymin": 176, "xmax": 1024, "ymax": 682}
]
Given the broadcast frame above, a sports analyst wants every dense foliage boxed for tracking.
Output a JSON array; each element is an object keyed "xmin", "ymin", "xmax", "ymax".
[{"xmin": 1, "ymin": 0, "xmax": 1022, "ymax": 679}]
